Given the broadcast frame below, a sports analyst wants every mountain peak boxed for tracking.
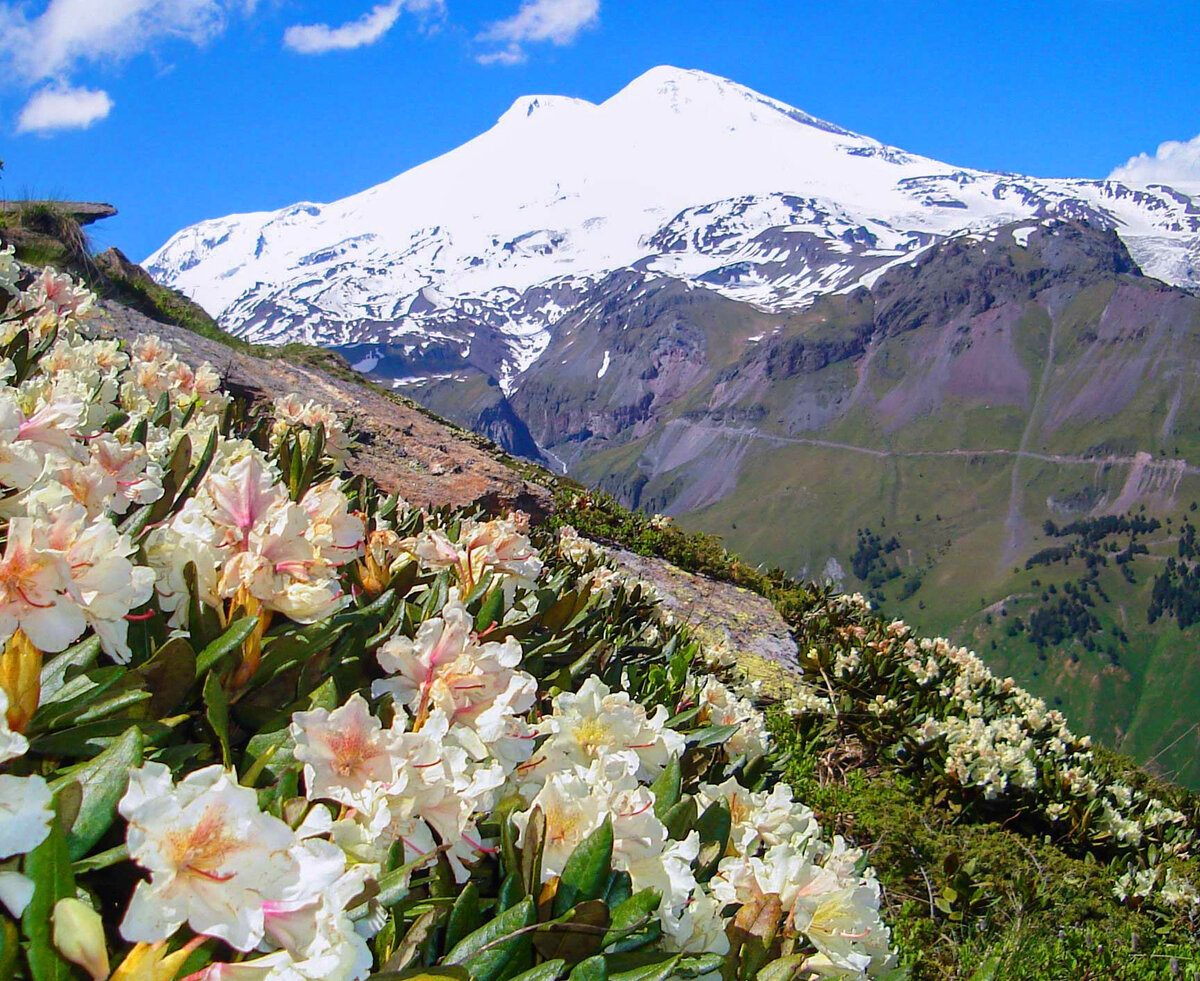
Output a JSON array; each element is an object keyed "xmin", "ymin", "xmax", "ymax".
[
  {"xmin": 606, "ymin": 65, "xmax": 857, "ymax": 138},
  {"xmin": 497, "ymin": 93, "xmax": 595, "ymax": 125}
]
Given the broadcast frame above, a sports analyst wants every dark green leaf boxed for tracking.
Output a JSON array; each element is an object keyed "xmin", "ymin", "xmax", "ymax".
[
  {"xmin": 38, "ymin": 637, "xmax": 101, "ymax": 702},
  {"xmin": 444, "ymin": 896, "xmax": 536, "ymax": 981},
  {"xmin": 444, "ymin": 881, "xmax": 482, "ymax": 954},
  {"xmin": 553, "ymin": 817, "xmax": 613, "ymax": 917},
  {"xmin": 49, "ymin": 726, "xmax": 143, "ymax": 859},
  {"xmin": 649, "ymin": 757, "xmax": 681, "ymax": 820},
  {"xmin": 568, "ymin": 956, "xmax": 606, "ymax": 981},
  {"xmin": 662, "ymin": 798, "xmax": 697, "ymax": 842},
  {"xmin": 134, "ymin": 638, "xmax": 197, "ymax": 717},
  {"xmin": 203, "ymin": 671, "xmax": 231, "ymax": 767},
  {"xmin": 511, "ymin": 960, "xmax": 566, "ymax": 981},
  {"xmin": 21, "ymin": 804, "xmax": 76, "ymax": 981},
  {"xmin": 195, "ymin": 616, "xmax": 258, "ymax": 677},
  {"xmin": 602, "ymin": 889, "xmax": 661, "ymax": 951}
]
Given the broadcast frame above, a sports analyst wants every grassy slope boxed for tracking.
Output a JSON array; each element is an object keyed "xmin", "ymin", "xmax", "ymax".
[
  {"xmin": 553, "ymin": 487, "xmax": 1200, "ymax": 981},
  {"xmin": 571, "ymin": 266, "xmax": 1200, "ymax": 789}
]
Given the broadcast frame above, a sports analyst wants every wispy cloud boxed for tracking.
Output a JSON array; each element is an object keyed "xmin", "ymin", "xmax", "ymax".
[
  {"xmin": 0, "ymin": 0, "xmax": 235, "ymax": 81},
  {"xmin": 17, "ymin": 82, "xmax": 112, "ymax": 133},
  {"xmin": 477, "ymin": 0, "xmax": 598, "ymax": 66},
  {"xmin": 283, "ymin": 0, "xmax": 443, "ymax": 55},
  {"xmin": 0, "ymin": 0, "xmax": 250, "ymax": 133},
  {"xmin": 1110, "ymin": 134, "xmax": 1200, "ymax": 187}
]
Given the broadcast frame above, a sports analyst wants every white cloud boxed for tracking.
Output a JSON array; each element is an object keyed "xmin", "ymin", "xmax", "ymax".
[
  {"xmin": 476, "ymin": 43, "xmax": 526, "ymax": 66},
  {"xmin": 16, "ymin": 83, "xmax": 113, "ymax": 133},
  {"xmin": 284, "ymin": 0, "xmax": 444, "ymax": 54},
  {"xmin": 0, "ymin": 0, "xmax": 255, "ymax": 133},
  {"xmin": 0, "ymin": 0, "xmax": 234, "ymax": 82},
  {"xmin": 1110, "ymin": 134, "xmax": 1200, "ymax": 187},
  {"xmin": 477, "ymin": 0, "xmax": 598, "ymax": 65}
]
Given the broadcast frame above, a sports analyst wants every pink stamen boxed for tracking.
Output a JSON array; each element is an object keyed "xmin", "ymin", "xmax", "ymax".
[
  {"xmin": 125, "ymin": 610, "xmax": 157, "ymax": 621},
  {"xmin": 621, "ymin": 800, "xmax": 655, "ymax": 819},
  {"xmin": 462, "ymin": 833, "xmax": 498, "ymax": 854}
]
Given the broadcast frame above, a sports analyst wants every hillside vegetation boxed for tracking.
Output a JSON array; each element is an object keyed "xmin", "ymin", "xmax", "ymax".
[{"xmin": 2, "ymin": 234, "xmax": 1198, "ymax": 980}]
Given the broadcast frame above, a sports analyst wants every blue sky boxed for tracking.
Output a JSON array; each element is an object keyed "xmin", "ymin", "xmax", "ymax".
[{"xmin": 0, "ymin": 0, "xmax": 1197, "ymax": 260}]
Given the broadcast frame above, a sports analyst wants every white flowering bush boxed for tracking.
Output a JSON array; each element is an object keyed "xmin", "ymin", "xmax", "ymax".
[{"xmin": 0, "ymin": 256, "xmax": 897, "ymax": 981}]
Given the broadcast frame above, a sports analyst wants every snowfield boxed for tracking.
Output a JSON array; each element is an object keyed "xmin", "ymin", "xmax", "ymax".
[{"xmin": 147, "ymin": 66, "xmax": 1200, "ymax": 387}]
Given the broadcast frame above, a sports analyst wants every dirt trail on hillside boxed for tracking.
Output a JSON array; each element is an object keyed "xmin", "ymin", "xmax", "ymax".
[{"xmin": 710, "ymin": 425, "xmax": 1200, "ymax": 474}]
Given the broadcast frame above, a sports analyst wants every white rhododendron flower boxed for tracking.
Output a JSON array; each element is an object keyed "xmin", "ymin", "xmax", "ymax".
[
  {"xmin": 332, "ymin": 709, "xmax": 504, "ymax": 881},
  {"xmin": 0, "ymin": 758, "xmax": 54, "ymax": 917},
  {"xmin": 272, "ymin": 394, "xmax": 352, "ymax": 462},
  {"xmin": 534, "ymin": 675, "xmax": 684, "ymax": 781},
  {"xmin": 40, "ymin": 503, "xmax": 155, "ymax": 662},
  {"xmin": 0, "ymin": 514, "xmax": 85, "ymax": 652},
  {"xmin": 373, "ymin": 594, "xmax": 536, "ymax": 734},
  {"xmin": 412, "ymin": 512, "xmax": 542, "ymax": 592},
  {"xmin": 697, "ymin": 776, "xmax": 818, "ymax": 856},
  {"xmin": 291, "ymin": 693, "xmax": 405, "ymax": 810},
  {"xmin": 0, "ymin": 244, "xmax": 19, "ymax": 296},
  {"xmin": 696, "ymin": 676, "xmax": 771, "ymax": 761},
  {"xmin": 119, "ymin": 763, "xmax": 303, "ymax": 951},
  {"xmin": 147, "ymin": 452, "xmax": 352, "ymax": 625}
]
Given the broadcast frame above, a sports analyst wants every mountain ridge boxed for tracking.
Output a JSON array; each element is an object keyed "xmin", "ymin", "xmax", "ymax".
[{"xmin": 147, "ymin": 66, "xmax": 1200, "ymax": 394}]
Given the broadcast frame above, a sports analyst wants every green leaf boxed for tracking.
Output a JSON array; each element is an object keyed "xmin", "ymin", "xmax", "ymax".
[
  {"xmin": 511, "ymin": 960, "xmax": 567, "ymax": 981},
  {"xmin": 444, "ymin": 881, "xmax": 482, "ymax": 954},
  {"xmin": 602, "ymin": 888, "xmax": 662, "ymax": 951},
  {"xmin": 661, "ymin": 798, "xmax": 697, "ymax": 842},
  {"xmin": 687, "ymin": 724, "xmax": 739, "ymax": 749},
  {"xmin": 0, "ymin": 917, "xmax": 18, "ymax": 981},
  {"xmin": 608, "ymin": 954, "xmax": 682, "ymax": 981},
  {"xmin": 497, "ymin": 872, "xmax": 525, "ymax": 912},
  {"xmin": 754, "ymin": 955, "xmax": 809, "ymax": 981},
  {"xmin": 649, "ymin": 757, "xmax": 681, "ymax": 820},
  {"xmin": 602, "ymin": 870, "xmax": 633, "ymax": 909},
  {"xmin": 521, "ymin": 808, "xmax": 546, "ymax": 901},
  {"xmin": 475, "ymin": 584, "xmax": 505, "ymax": 633},
  {"xmin": 21, "ymin": 804, "xmax": 76, "ymax": 981},
  {"xmin": 568, "ymin": 956, "xmax": 607, "ymax": 981},
  {"xmin": 49, "ymin": 726, "xmax": 143, "ymax": 860},
  {"xmin": 169, "ymin": 424, "xmax": 219, "ymax": 515},
  {"xmin": 370, "ymin": 970, "xmax": 471, "ymax": 981},
  {"xmin": 71, "ymin": 843, "xmax": 129, "ymax": 874},
  {"xmin": 383, "ymin": 908, "xmax": 442, "ymax": 975},
  {"xmin": 134, "ymin": 638, "xmax": 197, "ymax": 718},
  {"xmin": 195, "ymin": 616, "xmax": 258, "ymax": 677},
  {"xmin": 695, "ymin": 798, "xmax": 731, "ymax": 858},
  {"xmin": 532, "ymin": 900, "xmax": 610, "ymax": 965},
  {"xmin": 553, "ymin": 817, "xmax": 614, "ymax": 917},
  {"xmin": 203, "ymin": 671, "xmax": 232, "ymax": 767},
  {"xmin": 185, "ymin": 562, "xmax": 223, "ymax": 650},
  {"xmin": 444, "ymin": 896, "xmax": 536, "ymax": 981},
  {"xmin": 38, "ymin": 636, "xmax": 101, "ymax": 702}
]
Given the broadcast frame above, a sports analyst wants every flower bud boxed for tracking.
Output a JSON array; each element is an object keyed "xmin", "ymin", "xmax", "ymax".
[{"xmin": 51, "ymin": 897, "xmax": 109, "ymax": 980}]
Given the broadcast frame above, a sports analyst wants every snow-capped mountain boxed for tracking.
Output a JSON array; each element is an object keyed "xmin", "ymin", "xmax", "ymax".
[{"xmin": 147, "ymin": 66, "xmax": 1200, "ymax": 394}]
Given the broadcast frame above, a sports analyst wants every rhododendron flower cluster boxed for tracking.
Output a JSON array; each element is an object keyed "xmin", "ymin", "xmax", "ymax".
[
  {"xmin": 413, "ymin": 511, "xmax": 543, "ymax": 593},
  {"xmin": 782, "ymin": 586, "xmax": 1196, "ymax": 905}
]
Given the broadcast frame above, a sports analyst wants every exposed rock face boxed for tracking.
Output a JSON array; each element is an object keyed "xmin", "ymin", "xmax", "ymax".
[
  {"xmin": 99, "ymin": 300, "xmax": 553, "ymax": 517},
  {"xmin": 607, "ymin": 547, "xmax": 802, "ymax": 694},
  {"xmin": 0, "ymin": 200, "xmax": 117, "ymax": 225}
]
